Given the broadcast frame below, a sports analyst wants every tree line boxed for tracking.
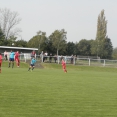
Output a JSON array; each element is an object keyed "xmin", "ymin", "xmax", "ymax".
[{"xmin": 0, "ymin": 8, "xmax": 116, "ymax": 59}]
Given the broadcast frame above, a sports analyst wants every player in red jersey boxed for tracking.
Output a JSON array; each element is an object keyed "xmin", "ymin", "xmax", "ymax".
[
  {"xmin": 15, "ymin": 51, "xmax": 20, "ymax": 67},
  {"xmin": 0, "ymin": 53, "xmax": 2, "ymax": 73},
  {"xmin": 61, "ymin": 58, "xmax": 67, "ymax": 73}
]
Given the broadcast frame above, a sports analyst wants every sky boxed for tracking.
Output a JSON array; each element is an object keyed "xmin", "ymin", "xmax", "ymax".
[{"xmin": 1, "ymin": 0, "xmax": 117, "ymax": 48}]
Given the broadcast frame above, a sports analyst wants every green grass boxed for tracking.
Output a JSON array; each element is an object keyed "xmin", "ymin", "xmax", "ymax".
[{"xmin": 0, "ymin": 62, "xmax": 117, "ymax": 117}]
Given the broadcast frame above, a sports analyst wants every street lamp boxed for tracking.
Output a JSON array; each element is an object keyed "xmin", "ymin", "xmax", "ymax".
[
  {"xmin": 37, "ymin": 31, "xmax": 42, "ymax": 54},
  {"xmin": 37, "ymin": 31, "xmax": 46, "ymax": 54}
]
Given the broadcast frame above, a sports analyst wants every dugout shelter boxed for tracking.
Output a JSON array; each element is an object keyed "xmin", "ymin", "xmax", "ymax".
[{"xmin": 0, "ymin": 46, "xmax": 38, "ymax": 54}]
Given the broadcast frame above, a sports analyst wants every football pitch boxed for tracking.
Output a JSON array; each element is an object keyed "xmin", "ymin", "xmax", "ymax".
[{"xmin": 0, "ymin": 63, "xmax": 117, "ymax": 117}]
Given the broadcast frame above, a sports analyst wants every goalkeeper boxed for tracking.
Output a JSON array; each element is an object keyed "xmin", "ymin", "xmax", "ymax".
[{"xmin": 28, "ymin": 57, "xmax": 36, "ymax": 71}]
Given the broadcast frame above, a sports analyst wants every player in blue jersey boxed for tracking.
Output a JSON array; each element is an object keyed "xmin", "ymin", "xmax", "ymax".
[
  {"xmin": 28, "ymin": 57, "xmax": 36, "ymax": 71},
  {"xmin": 8, "ymin": 50, "xmax": 15, "ymax": 68}
]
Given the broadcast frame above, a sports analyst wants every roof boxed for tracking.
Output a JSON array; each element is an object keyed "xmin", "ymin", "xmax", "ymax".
[{"xmin": 0, "ymin": 46, "xmax": 38, "ymax": 50}]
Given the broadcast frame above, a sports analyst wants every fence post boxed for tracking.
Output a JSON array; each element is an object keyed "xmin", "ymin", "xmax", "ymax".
[
  {"xmin": 24, "ymin": 54, "xmax": 26, "ymax": 63},
  {"xmin": 42, "ymin": 55, "xmax": 43, "ymax": 62},
  {"xmin": 103, "ymin": 59, "xmax": 105, "ymax": 67},
  {"xmin": 73, "ymin": 56, "xmax": 77, "ymax": 65},
  {"xmin": 58, "ymin": 56, "xmax": 59, "ymax": 64},
  {"xmin": 89, "ymin": 58, "xmax": 90, "ymax": 66}
]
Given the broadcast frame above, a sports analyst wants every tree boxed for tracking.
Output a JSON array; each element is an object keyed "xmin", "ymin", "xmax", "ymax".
[
  {"xmin": 27, "ymin": 36, "xmax": 38, "ymax": 48},
  {"xmin": 0, "ymin": 8, "xmax": 21, "ymax": 40},
  {"xmin": 49, "ymin": 29, "xmax": 67, "ymax": 56},
  {"xmin": 15, "ymin": 39, "xmax": 28, "ymax": 47},
  {"xmin": 0, "ymin": 28, "xmax": 5, "ymax": 45},
  {"xmin": 102, "ymin": 37, "xmax": 113, "ymax": 59},
  {"xmin": 112, "ymin": 47, "xmax": 117, "ymax": 60},
  {"xmin": 66, "ymin": 42, "xmax": 75, "ymax": 56},
  {"xmin": 46, "ymin": 37, "xmax": 55, "ymax": 55},
  {"xmin": 90, "ymin": 40, "xmax": 97, "ymax": 56},
  {"xmin": 94, "ymin": 9, "xmax": 113, "ymax": 58},
  {"xmin": 74, "ymin": 42, "xmax": 80, "ymax": 56},
  {"xmin": 27, "ymin": 31, "xmax": 48, "ymax": 54},
  {"xmin": 36, "ymin": 31, "xmax": 47, "ymax": 54},
  {"xmin": 77, "ymin": 39, "xmax": 92, "ymax": 56}
]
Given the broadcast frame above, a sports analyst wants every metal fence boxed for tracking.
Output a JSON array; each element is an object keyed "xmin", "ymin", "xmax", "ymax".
[
  {"xmin": 40, "ymin": 55, "xmax": 117, "ymax": 67},
  {"xmin": 1, "ymin": 53, "xmax": 117, "ymax": 67}
]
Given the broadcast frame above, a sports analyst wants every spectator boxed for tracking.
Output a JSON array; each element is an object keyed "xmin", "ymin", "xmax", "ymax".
[
  {"xmin": 31, "ymin": 50, "xmax": 36, "ymax": 59},
  {"xmin": 71, "ymin": 54, "xmax": 73, "ymax": 64},
  {"xmin": 45, "ymin": 51, "xmax": 48, "ymax": 61},
  {"xmin": 54, "ymin": 55, "xmax": 57, "ymax": 63},
  {"xmin": 60, "ymin": 55, "xmax": 63, "ymax": 63},
  {"xmin": 43, "ymin": 53, "xmax": 46, "ymax": 62},
  {"xmin": 4, "ymin": 50, "xmax": 8, "ymax": 61},
  {"xmin": 49, "ymin": 53, "xmax": 52, "ymax": 63}
]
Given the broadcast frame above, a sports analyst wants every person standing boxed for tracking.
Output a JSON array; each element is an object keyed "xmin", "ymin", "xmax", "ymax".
[
  {"xmin": 28, "ymin": 57, "xmax": 36, "ymax": 71},
  {"xmin": 31, "ymin": 50, "xmax": 36, "ymax": 59},
  {"xmin": 49, "ymin": 53, "xmax": 52, "ymax": 63},
  {"xmin": 0, "ymin": 53, "xmax": 2, "ymax": 73},
  {"xmin": 61, "ymin": 58, "xmax": 67, "ymax": 73},
  {"xmin": 4, "ymin": 50, "xmax": 8, "ymax": 61},
  {"xmin": 71, "ymin": 54, "xmax": 73, "ymax": 64},
  {"xmin": 15, "ymin": 51, "xmax": 20, "ymax": 67},
  {"xmin": 8, "ymin": 50, "xmax": 15, "ymax": 68},
  {"xmin": 54, "ymin": 55, "xmax": 57, "ymax": 63},
  {"xmin": 44, "ymin": 51, "xmax": 48, "ymax": 61}
]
